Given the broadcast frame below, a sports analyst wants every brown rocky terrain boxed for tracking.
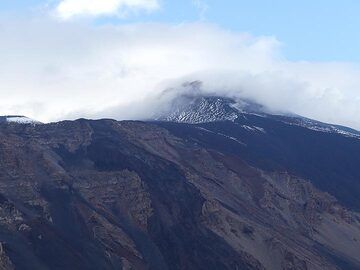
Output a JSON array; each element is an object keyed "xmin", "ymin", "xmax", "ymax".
[{"xmin": 0, "ymin": 118, "xmax": 359, "ymax": 269}]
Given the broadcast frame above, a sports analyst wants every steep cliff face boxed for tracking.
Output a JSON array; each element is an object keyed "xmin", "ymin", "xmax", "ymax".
[{"xmin": 0, "ymin": 117, "xmax": 359, "ymax": 270}]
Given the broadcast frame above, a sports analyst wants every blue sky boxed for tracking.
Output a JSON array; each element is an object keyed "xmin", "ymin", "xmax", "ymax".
[
  {"xmin": 1, "ymin": 0, "xmax": 359, "ymax": 61},
  {"xmin": 1, "ymin": 0, "xmax": 360, "ymax": 128}
]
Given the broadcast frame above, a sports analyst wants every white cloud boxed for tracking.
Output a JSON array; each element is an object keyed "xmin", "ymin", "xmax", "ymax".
[
  {"xmin": 1, "ymin": 18, "xmax": 360, "ymax": 129},
  {"xmin": 55, "ymin": 0, "xmax": 160, "ymax": 19}
]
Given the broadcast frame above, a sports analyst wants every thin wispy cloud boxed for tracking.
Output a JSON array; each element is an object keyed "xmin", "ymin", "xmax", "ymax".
[
  {"xmin": 192, "ymin": 0, "xmax": 209, "ymax": 21},
  {"xmin": 55, "ymin": 0, "xmax": 160, "ymax": 20}
]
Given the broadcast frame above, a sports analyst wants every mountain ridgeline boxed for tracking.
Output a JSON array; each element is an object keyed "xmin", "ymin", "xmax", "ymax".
[{"xmin": 0, "ymin": 88, "xmax": 359, "ymax": 270}]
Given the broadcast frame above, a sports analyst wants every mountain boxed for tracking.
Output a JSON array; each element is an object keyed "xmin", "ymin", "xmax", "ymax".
[
  {"xmin": 154, "ymin": 85, "xmax": 360, "ymax": 139},
  {"xmin": 0, "ymin": 91, "xmax": 359, "ymax": 269},
  {"xmin": 0, "ymin": 116, "xmax": 42, "ymax": 125}
]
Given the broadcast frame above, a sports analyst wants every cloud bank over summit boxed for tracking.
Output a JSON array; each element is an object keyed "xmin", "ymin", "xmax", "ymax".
[{"xmin": 1, "ymin": 16, "xmax": 360, "ymax": 129}]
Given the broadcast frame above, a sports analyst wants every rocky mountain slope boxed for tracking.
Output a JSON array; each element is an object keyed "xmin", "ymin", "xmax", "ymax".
[{"xmin": 0, "ymin": 93, "xmax": 359, "ymax": 269}]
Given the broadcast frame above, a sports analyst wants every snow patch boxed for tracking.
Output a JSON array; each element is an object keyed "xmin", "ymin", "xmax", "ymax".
[
  {"xmin": 196, "ymin": 127, "xmax": 246, "ymax": 146},
  {"xmin": 241, "ymin": 125, "xmax": 266, "ymax": 133},
  {"xmin": 4, "ymin": 116, "xmax": 42, "ymax": 125}
]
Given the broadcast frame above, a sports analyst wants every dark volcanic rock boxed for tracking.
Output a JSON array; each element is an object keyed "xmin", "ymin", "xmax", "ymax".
[{"xmin": 0, "ymin": 118, "xmax": 359, "ymax": 270}]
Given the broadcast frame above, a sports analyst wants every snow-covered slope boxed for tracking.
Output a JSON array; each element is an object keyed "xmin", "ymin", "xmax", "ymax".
[
  {"xmin": 276, "ymin": 115, "xmax": 360, "ymax": 139},
  {"xmin": 153, "ymin": 83, "xmax": 360, "ymax": 139},
  {"xmin": 156, "ymin": 96, "xmax": 239, "ymax": 124},
  {"xmin": 0, "ymin": 116, "xmax": 42, "ymax": 125}
]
